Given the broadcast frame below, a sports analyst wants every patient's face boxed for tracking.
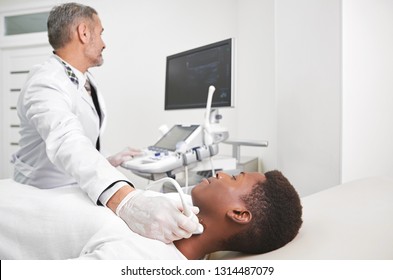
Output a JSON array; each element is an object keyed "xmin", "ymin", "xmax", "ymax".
[{"xmin": 191, "ymin": 172, "xmax": 266, "ymax": 216}]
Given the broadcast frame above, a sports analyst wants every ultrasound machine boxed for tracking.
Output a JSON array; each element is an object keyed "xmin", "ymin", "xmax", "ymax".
[
  {"xmin": 122, "ymin": 39, "xmax": 268, "ymax": 184},
  {"xmin": 121, "ymin": 86, "xmax": 231, "ymax": 182}
]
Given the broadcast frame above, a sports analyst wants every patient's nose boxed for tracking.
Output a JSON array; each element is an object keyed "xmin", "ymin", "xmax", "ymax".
[{"xmin": 216, "ymin": 172, "xmax": 229, "ymax": 180}]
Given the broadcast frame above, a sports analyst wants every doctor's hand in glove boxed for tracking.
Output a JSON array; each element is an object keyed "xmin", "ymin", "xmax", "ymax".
[
  {"xmin": 108, "ymin": 187, "xmax": 201, "ymax": 243},
  {"xmin": 107, "ymin": 147, "xmax": 142, "ymax": 167}
]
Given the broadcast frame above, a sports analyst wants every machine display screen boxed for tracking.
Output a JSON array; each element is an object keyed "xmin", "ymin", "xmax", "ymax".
[
  {"xmin": 150, "ymin": 125, "xmax": 199, "ymax": 151},
  {"xmin": 165, "ymin": 39, "xmax": 233, "ymax": 110}
]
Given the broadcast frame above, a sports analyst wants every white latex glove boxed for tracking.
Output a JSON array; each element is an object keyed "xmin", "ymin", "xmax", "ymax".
[
  {"xmin": 116, "ymin": 190, "xmax": 200, "ymax": 243},
  {"xmin": 107, "ymin": 147, "xmax": 142, "ymax": 167}
]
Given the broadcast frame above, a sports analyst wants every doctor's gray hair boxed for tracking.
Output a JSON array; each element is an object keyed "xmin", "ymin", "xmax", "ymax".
[{"xmin": 47, "ymin": 2, "xmax": 97, "ymax": 50}]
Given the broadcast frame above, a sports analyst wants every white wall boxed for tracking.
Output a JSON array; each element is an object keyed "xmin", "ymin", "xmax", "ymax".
[
  {"xmin": 90, "ymin": 0, "xmax": 239, "ymax": 151},
  {"xmin": 275, "ymin": 0, "xmax": 342, "ymax": 196},
  {"xmin": 342, "ymin": 0, "xmax": 393, "ymax": 182},
  {"xmin": 235, "ymin": 0, "xmax": 276, "ymax": 171}
]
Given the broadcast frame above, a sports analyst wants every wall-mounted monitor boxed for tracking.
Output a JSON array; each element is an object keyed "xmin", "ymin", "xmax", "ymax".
[{"xmin": 165, "ymin": 38, "xmax": 234, "ymax": 110}]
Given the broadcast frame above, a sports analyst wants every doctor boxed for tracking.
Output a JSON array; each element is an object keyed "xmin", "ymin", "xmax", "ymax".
[{"xmin": 11, "ymin": 2, "xmax": 199, "ymax": 243}]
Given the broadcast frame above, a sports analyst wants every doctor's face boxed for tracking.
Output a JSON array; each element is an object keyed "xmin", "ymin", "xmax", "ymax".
[
  {"xmin": 191, "ymin": 172, "xmax": 266, "ymax": 216},
  {"xmin": 85, "ymin": 14, "xmax": 106, "ymax": 67}
]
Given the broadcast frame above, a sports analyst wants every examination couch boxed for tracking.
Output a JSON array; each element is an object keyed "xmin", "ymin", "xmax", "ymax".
[{"xmin": 210, "ymin": 176, "xmax": 393, "ymax": 259}]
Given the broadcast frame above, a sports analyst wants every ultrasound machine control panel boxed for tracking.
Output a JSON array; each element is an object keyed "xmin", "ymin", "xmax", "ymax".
[{"xmin": 121, "ymin": 124, "xmax": 228, "ymax": 179}]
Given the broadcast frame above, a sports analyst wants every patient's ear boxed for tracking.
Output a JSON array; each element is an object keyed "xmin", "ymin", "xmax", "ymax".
[{"xmin": 226, "ymin": 209, "xmax": 252, "ymax": 224}]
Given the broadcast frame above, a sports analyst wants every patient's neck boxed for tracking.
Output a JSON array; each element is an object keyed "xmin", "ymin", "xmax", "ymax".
[
  {"xmin": 173, "ymin": 222, "xmax": 224, "ymax": 260},
  {"xmin": 174, "ymin": 234, "xmax": 213, "ymax": 260}
]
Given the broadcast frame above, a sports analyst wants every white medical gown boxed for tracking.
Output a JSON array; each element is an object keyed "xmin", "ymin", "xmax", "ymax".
[
  {"xmin": 12, "ymin": 54, "xmax": 130, "ymax": 204},
  {"xmin": 0, "ymin": 179, "xmax": 186, "ymax": 260}
]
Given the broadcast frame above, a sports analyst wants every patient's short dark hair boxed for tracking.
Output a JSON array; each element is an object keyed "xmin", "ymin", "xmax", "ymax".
[{"xmin": 224, "ymin": 170, "xmax": 303, "ymax": 254}]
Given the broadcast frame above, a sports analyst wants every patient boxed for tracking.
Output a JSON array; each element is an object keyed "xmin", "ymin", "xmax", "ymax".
[
  {"xmin": 175, "ymin": 170, "xmax": 303, "ymax": 259},
  {"xmin": 0, "ymin": 171, "xmax": 302, "ymax": 260}
]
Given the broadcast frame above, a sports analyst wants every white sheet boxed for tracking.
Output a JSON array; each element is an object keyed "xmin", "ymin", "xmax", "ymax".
[
  {"xmin": 210, "ymin": 176, "xmax": 393, "ymax": 259},
  {"xmin": 0, "ymin": 179, "xmax": 186, "ymax": 260}
]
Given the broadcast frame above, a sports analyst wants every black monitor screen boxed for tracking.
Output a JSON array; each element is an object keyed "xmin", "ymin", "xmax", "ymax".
[{"xmin": 165, "ymin": 39, "xmax": 233, "ymax": 110}]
